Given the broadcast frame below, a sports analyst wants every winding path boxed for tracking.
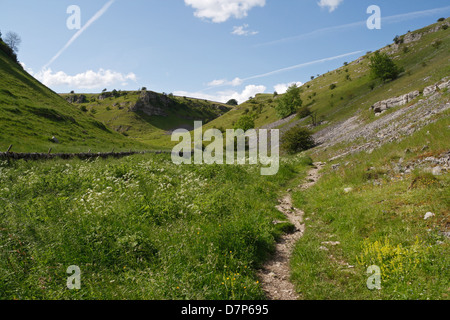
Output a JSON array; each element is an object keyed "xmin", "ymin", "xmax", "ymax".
[{"xmin": 258, "ymin": 162, "xmax": 325, "ymax": 300}]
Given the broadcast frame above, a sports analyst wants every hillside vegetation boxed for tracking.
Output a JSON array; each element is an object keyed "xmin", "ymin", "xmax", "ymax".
[
  {"xmin": 61, "ymin": 90, "xmax": 231, "ymax": 150},
  {"xmin": 0, "ymin": 51, "xmax": 152, "ymax": 153},
  {"xmin": 0, "ymin": 18, "xmax": 448, "ymax": 301},
  {"xmin": 205, "ymin": 18, "xmax": 450, "ymax": 139}
]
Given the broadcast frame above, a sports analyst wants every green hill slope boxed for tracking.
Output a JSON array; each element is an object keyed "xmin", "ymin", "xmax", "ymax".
[
  {"xmin": 205, "ymin": 18, "xmax": 450, "ymax": 135},
  {"xmin": 0, "ymin": 48, "xmax": 150, "ymax": 153},
  {"xmin": 61, "ymin": 90, "xmax": 232, "ymax": 149}
]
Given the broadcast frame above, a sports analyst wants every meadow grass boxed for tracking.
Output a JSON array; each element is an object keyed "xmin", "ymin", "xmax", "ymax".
[
  {"xmin": 290, "ymin": 115, "xmax": 450, "ymax": 300},
  {"xmin": 0, "ymin": 153, "xmax": 311, "ymax": 299}
]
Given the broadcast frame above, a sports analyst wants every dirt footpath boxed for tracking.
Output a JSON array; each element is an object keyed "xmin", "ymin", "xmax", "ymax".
[{"xmin": 258, "ymin": 162, "xmax": 325, "ymax": 300}]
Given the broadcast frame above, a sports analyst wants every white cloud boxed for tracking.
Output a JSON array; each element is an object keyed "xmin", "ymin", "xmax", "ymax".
[
  {"xmin": 207, "ymin": 77, "xmax": 243, "ymax": 87},
  {"xmin": 33, "ymin": 68, "xmax": 137, "ymax": 90},
  {"xmin": 207, "ymin": 79, "xmax": 227, "ymax": 86},
  {"xmin": 175, "ymin": 84, "xmax": 266, "ymax": 104},
  {"xmin": 232, "ymin": 24, "xmax": 259, "ymax": 36},
  {"xmin": 318, "ymin": 0, "xmax": 343, "ymax": 12},
  {"xmin": 274, "ymin": 82, "xmax": 303, "ymax": 94},
  {"xmin": 184, "ymin": 0, "xmax": 266, "ymax": 23}
]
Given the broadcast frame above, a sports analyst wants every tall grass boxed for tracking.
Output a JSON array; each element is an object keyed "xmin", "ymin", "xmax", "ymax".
[{"xmin": 0, "ymin": 153, "xmax": 310, "ymax": 300}]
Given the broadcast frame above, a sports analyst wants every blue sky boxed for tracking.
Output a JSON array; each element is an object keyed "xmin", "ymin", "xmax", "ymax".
[{"xmin": 1, "ymin": 0, "xmax": 449, "ymax": 103}]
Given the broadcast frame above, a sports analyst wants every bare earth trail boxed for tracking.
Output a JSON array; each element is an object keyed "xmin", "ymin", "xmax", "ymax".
[{"xmin": 258, "ymin": 162, "xmax": 325, "ymax": 300}]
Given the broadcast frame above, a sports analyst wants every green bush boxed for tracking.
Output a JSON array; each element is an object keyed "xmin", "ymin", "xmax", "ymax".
[
  {"xmin": 369, "ymin": 51, "xmax": 404, "ymax": 82},
  {"xmin": 281, "ymin": 126, "xmax": 315, "ymax": 155},
  {"xmin": 297, "ymin": 106, "xmax": 312, "ymax": 119},
  {"xmin": 275, "ymin": 84, "xmax": 302, "ymax": 119},
  {"xmin": 226, "ymin": 99, "xmax": 238, "ymax": 106},
  {"xmin": 233, "ymin": 115, "xmax": 255, "ymax": 131}
]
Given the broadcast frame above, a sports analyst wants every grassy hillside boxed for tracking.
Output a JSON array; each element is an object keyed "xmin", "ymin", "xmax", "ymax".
[
  {"xmin": 0, "ymin": 50, "xmax": 152, "ymax": 153},
  {"xmin": 203, "ymin": 93, "xmax": 280, "ymax": 131},
  {"xmin": 205, "ymin": 18, "xmax": 450, "ymax": 136},
  {"xmin": 291, "ymin": 111, "xmax": 449, "ymax": 299},
  {"xmin": 283, "ymin": 18, "xmax": 450, "ymax": 299},
  {"xmin": 61, "ymin": 91, "xmax": 231, "ymax": 149}
]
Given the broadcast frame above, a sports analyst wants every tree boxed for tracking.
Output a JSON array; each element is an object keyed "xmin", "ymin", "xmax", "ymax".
[
  {"xmin": 4, "ymin": 31, "xmax": 21, "ymax": 53},
  {"xmin": 275, "ymin": 84, "xmax": 302, "ymax": 119},
  {"xmin": 233, "ymin": 115, "xmax": 255, "ymax": 131},
  {"xmin": 369, "ymin": 51, "xmax": 403, "ymax": 82},
  {"xmin": 281, "ymin": 126, "xmax": 315, "ymax": 155},
  {"xmin": 226, "ymin": 99, "xmax": 238, "ymax": 106}
]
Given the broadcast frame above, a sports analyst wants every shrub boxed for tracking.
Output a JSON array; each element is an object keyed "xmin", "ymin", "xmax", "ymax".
[
  {"xmin": 437, "ymin": 17, "xmax": 445, "ymax": 22},
  {"xmin": 233, "ymin": 115, "xmax": 255, "ymax": 131},
  {"xmin": 443, "ymin": 25, "xmax": 449, "ymax": 30},
  {"xmin": 297, "ymin": 106, "xmax": 312, "ymax": 119},
  {"xmin": 369, "ymin": 51, "xmax": 404, "ymax": 82},
  {"xmin": 432, "ymin": 40, "xmax": 442, "ymax": 49},
  {"xmin": 275, "ymin": 84, "xmax": 302, "ymax": 119},
  {"xmin": 226, "ymin": 99, "xmax": 238, "ymax": 106},
  {"xmin": 393, "ymin": 35, "xmax": 403, "ymax": 44},
  {"xmin": 329, "ymin": 83, "xmax": 337, "ymax": 90},
  {"xmin": 281, "ymin": 126, "xmax": 315, "ymax": 155},
  {"xmin": 0, "ymin": 39, "xmax": 18, "ymax": 63}
]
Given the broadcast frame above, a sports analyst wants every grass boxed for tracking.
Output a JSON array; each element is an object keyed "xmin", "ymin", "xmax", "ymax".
[
  {"xmin": 61, "ymin": 92, "xmax": 231, "ymax": 150},
  {"xmin": 0, "ymin": 153, "xmax": 311, "ymax": 300},
  {"xmin": 197, "ymin": 19, "xmax": 450, "ymax": 149},
  {"xmin": 203, "ymin": 94, "xmax": 280, "ymax": 132},
  {"xmin": 0, "ymin": 51, "xmax": 151, "ymax": 154},
  {"xmin": 1, "ymin": 18, "xmax": 449, "ymax": 301},
  {"xmin": 290, "ymin": 114, "xmax": 450, "ymax": 300}
]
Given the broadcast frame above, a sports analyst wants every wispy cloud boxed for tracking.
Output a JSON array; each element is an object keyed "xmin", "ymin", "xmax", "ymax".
[
  {"xmin": 42, "ymin": 0, "xmax": 115, "ymax": 70},
  {"xmin": 207, "ymin": 77, "xmax": 243, "ymax": 87},
  {"xmin": 256, "ymin": 20, "xmax": 364, "ymax": 47},
  {"xmin": 232, "ymin": 24, "xmax": 259, "ymax": 36},
  {"xmin": 203, "ymin": 50, "xmax": 363, "ymax": 91},
  {"xmin": 382, "ymin": 5, "xmax": 450, "ymax": 24},
  {"xmin": 318, "ymin": 0, "xmax": 344, "ymax": 13},
  {"xmin": 245, "ymin": 50, "xmax": 363, "ymax": 80},
  {"xmin": 257, "ymin": 5, "xmax": 450, "ymax": 47}
]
